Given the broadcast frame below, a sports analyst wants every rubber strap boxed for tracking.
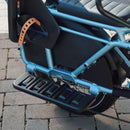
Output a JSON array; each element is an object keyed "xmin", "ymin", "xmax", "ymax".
[{"xmin": 18, "ymin": 17, "xmax": 41, "ymax": 46}]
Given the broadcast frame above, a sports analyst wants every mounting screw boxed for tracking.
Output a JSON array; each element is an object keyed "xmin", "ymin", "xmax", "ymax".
[{"xmin": 84, "ymin": 64, "xmax": 87, "ymax": 67}]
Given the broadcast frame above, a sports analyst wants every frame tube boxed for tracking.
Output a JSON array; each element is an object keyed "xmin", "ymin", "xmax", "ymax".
[
  {"xmin": 45, "ymin": 48, "xmax": 54, "ymax": 69},
  {"xmin": 72, "ymin": 45, "xmax": 113, "ymax": 76},
  {"xmin": 19, "ymin": 9, "xmax": 130, "ymax": 96}
]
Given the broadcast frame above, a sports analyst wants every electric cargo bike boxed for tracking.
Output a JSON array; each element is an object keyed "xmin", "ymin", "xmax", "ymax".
[{"xmin": 8, "ymin": 0, "xmax": 130, "ymax": 115}]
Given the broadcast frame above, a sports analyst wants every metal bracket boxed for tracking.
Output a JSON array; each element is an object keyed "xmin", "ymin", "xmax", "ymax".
[
  {"xmin": 125, "ymin": 81, "xmax": 130, "ymax": 89},
  {"xmin": 26, "ymin": 63, "xmax": 36, "ymax": 74}
]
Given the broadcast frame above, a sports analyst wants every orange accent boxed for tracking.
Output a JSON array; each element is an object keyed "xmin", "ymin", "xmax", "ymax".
[
  {"xmin": 18, "ymin": 18, "xmax": 41, "ymax": 46},
  {"xmin": 17, "ymin": 0, "xmax": 20, "ymax": 7}
]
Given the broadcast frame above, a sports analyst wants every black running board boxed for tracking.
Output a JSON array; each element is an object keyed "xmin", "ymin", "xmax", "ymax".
[{"xmin": 13, "ymin": 72, "xmax": 95, "ymax": 113}]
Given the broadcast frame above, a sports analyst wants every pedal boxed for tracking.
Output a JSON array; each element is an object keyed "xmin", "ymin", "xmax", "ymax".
[{"xmin": 13, "ymin": 72, "xmax": 95, "ymax": 113}]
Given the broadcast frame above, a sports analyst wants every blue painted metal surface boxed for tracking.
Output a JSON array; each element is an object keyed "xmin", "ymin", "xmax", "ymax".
[
  {"xmin": 20, "ymin": 46, "xmax": 49, "ymax": 75},
  {"xmin": 19, "ymin": 9, "xmax": 130, "ymax": 96},
  {"xmin": 75, "ymin": 79, "xmax": 113, "ymax": 96},
  {"xmin": 59, "ymin": 26, "xmax": 130, "ymax": 76},
  {"xmin": 20, "ymin": 45, "xmax": 113, "ymax": 96},
  {"xmin": 49, "ymin": 9, "xmax": 130, "ymax": 34},
  {"xmin": 125, "ymin": 82, "xmax": 130, "ymax": 89},
  {"xmin": 45, "ymin": 48, "xmax": 54, "ymax": 69}
]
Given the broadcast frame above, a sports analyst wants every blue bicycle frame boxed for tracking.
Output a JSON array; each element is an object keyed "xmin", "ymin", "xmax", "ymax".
[{"xmin": 19, "ymin": 8, "xmax": 130, "ymax": 96}]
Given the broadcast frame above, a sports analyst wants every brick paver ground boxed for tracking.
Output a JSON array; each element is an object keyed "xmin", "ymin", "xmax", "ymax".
[{"xmin": 0, "ymin": 0, "xmax": 130, "ymax": 130}]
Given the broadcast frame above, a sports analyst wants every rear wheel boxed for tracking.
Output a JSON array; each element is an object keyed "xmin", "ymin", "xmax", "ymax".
[
  {"xmin": 54, "ymin": 55, "xmax": 125, "ymax": 115},
  {"xmin": 79, "ymin": 29, "xmax": 126, "ymax": 115},
  {"xmin": 74, "ymin": 56, "xmax": 125, "ymax": 115}
]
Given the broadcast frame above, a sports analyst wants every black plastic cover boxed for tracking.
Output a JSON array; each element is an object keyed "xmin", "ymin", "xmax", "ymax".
[{"xmin": 8, "ymin": 0, "xmax": 18, "ymax": 42}]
